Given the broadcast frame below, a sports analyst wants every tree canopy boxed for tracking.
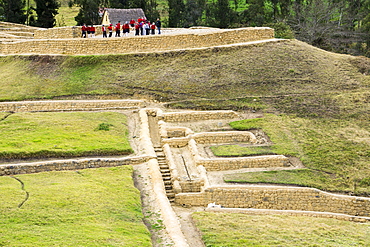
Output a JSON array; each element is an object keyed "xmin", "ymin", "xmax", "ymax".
[{"xmin": 0, "ymin": 0, "xmax": 27, "ymax": 24}]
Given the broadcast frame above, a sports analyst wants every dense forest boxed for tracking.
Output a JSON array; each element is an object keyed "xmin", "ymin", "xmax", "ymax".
[{"xmin": 0, "ymin": 0, "xmax": 369, "ymax": 56}]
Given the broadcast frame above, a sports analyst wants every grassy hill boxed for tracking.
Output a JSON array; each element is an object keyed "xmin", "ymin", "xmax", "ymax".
[
  {"xmin": 0, "ymin": 166, "xmax": 151, "ymax": 246},
  {"xmin": 1, "ymin": 40, "xmax": 368, "ymax": 103},
  {"xmin": 0, "ymin": 39, "xmax": 369, "ymax": 196}
]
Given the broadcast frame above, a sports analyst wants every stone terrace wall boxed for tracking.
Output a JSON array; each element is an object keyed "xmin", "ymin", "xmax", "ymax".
[
  {"xmin": 0, "ymin": 21, "xmax": 40, "ymax": 30},
  {"xmin": 193, "ymin": 131, "xmax": 257, "ymax": 144},
  {"xmin": 175, "ymin": 186, "xmax": 370, "ymax": 217},
  {"xmin": 0, "ymin": 27, "xmax": 274, "ymax": 55},
  {"xmin": 160, "ymin": 110, "xmax": 240, "ymax": 122},
  {"xmin": 186, "ymin": 138, "xmax": 289, "ymax": 171},
  {"xmin": 0, "ymin": 156, "xmax": 149, "ymax": 176},
  {"xmin": 34, "ymin": 26, "xmax": 103, "ymax": 39},
  {"xmin": 0, "ymin": 100, "xmax": 145, "ymax": 112},
  {"xmin": 196, "ymin": 155, "xmax": 289, "ymax": 171}
]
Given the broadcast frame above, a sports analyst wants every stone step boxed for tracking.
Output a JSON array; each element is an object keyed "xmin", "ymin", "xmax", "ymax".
[
  {"xmin": 162, "ymin": 176, "xmax": 171, "ymax": 180},
  {"xmin": 164, "ymin": 180, "xmax": 172, "ymax": 185},
  {"xmin": 160, "ymin": 169, "xmax": 170, "ymax": 173},
  {"xmin": 165, "ymin": 185, "xmax": 173, "ymax": 190},
  {"xmin": 166, "ymin": 192, "xmax": 175, "ymax": 198},
  {"xmin": 159, "ymin": 165, "xmax": 169, "ymax": 170},
  {"xmin": 5, "ymin": 31, "xmax": 34, "ymax": 37}
]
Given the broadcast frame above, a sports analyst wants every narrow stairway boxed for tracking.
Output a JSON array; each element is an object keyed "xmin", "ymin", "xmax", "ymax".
[{"xmin": 154, "ymin": 146, "xmax": 175, "ymax": 203}]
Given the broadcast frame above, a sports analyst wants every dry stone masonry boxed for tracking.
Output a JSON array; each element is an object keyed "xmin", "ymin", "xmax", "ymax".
[
  {"xmin": 175, "ymin": 186, "xmax": 370, "ymax": 217},
  {"xmin": 144, "ymin": 108, "xmax": 370, "ymax": 221},
  {"xmin": 0, "ymin": 100, "xmax": 145, "ymax": 112},
  {"xmin": 0, "ymin": 156, "xmax": 149, "ymax": 176},
  {"xmin": 0, "ymin": 27, "xmax": 274, "ymax": 55}
]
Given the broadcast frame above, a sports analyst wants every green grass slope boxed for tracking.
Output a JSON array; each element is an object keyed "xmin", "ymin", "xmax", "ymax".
[
  {"xmin": 0, "ymin": 166, "xmax": 151, "ymax": 246},
  {"xmin": 0, "ymin": 112, "xmax": 132, "ymax": 160},
  {"xmin": 193, "ymin": 212, "xmax": 370, "ymax": 246},
  {"xmin": 0, "ymin": 40, "xmax": 368, "ymax": 103}
]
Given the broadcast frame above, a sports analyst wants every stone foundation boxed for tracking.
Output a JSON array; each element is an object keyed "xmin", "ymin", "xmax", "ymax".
[
  {"xmin": 0, "ymin": 27, "xmax": 274, "ymax": 55},
  {"xmin": 0, "ymin": 156, "xmax": 149, "ymax": 176},
  {"xmin": 0, "ymin": 100, "xmax": 145, "ymax": 112},
  {"xmin": 176, "ymin": 186, "xmax": 370, "ymax": 217}
]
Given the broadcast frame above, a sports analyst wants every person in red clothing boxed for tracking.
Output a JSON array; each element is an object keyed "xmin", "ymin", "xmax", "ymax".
[
  {"xmin": 102, "ymin": 25, "xmax": 107, "ymax": 38},
  {"xmin": 81, "ymin": 24, "xmax": 87, "ymax": 38},
  {"xmin": 150, "ymin": 22, "xmax": 156, "ymax": 35},
  {"xmin": 108, "ymin": 24, "xmax": 113, "ymax": 37},
  {"xmin": 86, "ymin": 25, "xmax": 91, "ymax": 37},
  {"xmin": 123, "ymin": 22, "xmax": 130, "ymax": 36},
  {"xmin": 134, "ymin": 22, "xmax": 140, "ymax": 36},
  {"xmin": 90, "ymin": 25, "xmax": 96, "ymax": 38},
  {"xmin": 130, "ymin": 19, "xmax": 135, "ymax": 28},
  {"xmin": 115, "ymin": 21, "xmax": 121, "ymax": 37}
]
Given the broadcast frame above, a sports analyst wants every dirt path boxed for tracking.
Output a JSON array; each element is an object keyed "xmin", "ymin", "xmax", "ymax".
[{"xmin": 172, "ymin": 206, "xmax": 206, "ymax": 247}]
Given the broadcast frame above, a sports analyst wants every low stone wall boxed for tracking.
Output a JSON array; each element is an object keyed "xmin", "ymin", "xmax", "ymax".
[
  {"xmin": 34, "ymin": 26, "xmax": 102, "ymax": 39},
  {"xmin": 0, "ymin": 27, "xmax": 274, "ymax": 55},
  {"xmin": 0, "ymin": 21, "xmax": 40, "ymax": 31},
  {"xmin": 186, "ymin": 138, "xmax": 289, "ymax": 171},
  {"xmin": 0, "ymin": 100, "xmax": 145, "ymax": 112},
  {"xmin": 160, "ymin": 110, "xmax": 240, "ymax": 122},
  {"xmin": 197, "ymin": 155, "xmax": 289, "ymax": 171},
  {"xmin": 179, "ymin": 180, "xmax": 204, "ymax": 193},
  {"xmin": 176, "ymin": 186, "xmax": 370, "ymax": 217},
  {"xmin": 0, "ymin": 156, "xmax": 149, "ymax": 176},
  {"xmin": 162, "ymin": 137, "xmax": 190, "ymax": 147},
  {"xmin": 193, "ymin": 131, "xmax": 257, "ymax": 144}
]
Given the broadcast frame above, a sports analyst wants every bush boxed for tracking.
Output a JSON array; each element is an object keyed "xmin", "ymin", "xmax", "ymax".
[
  {"xmin": 265, "ymin": 22, "xmax": 295, "ymax": 39},
  {"xmin": 96, "ymin": 123, "xmax": 113, "ymax": 131}
]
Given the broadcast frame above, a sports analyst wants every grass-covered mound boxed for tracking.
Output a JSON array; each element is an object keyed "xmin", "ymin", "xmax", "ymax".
[
  {"xmin": 0, "ymin": 40, "xmax": 368, "ymax": 104},
  {"xmin": 0, "ymin": 112, "xmax": 132, "ymax": 160},
  {"xmin": 0, "ymin": 166, "xmax": 151, "ymax": 246},
  {"xmin": 225, "ymin": 115, "xmax": 370, "ymax": 196},
  {"xmin": 192, "ymin": 212, "xmax": 370, "ymax": 246}
]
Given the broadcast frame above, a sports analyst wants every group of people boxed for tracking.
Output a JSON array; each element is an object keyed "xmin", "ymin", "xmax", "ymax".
[
  {"xmin": 81, "ymin": 25, "xmax": 96, "ymax": 38},
  {"xmin": 81, "ymin": 18, "xmax": 161, "ymax": 38}
]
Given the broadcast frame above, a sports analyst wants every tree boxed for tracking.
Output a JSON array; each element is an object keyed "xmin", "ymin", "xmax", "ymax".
[
  {"xmin": 145, "ymin": 0, "xmax": 159, "ymax": 22},
  {"xmin": 74, "ymin": 0, "xmax": 107, "ymax": 25},
  {"xmin": 109, "ymin": 0, "xmax": 130, "ymax": 8},
  {"xmin": 0, "ymin": 0, "xmax": 27, "ymax": 24},
  {"xmin": 35, "ymin": 0, "xmax": 60, "ymax": 28},
  {"xmin": 168, "ymin": 0, "xmax": 185, "ymax": 27},
  {"xmin": 290, "ymin": 0, "xmax": 339, "ymax": 46},
  {"xmin": 239, "ymin": 0, "xmax": 266, "ymax": 26},
  {"xmin": 183, "ymin": 0, "xmax": 204, "ymax": 27}
]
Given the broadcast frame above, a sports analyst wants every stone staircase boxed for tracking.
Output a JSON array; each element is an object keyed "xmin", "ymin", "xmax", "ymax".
[{"xmin": 154, "ymin": 146, "xmax": 175, "ymax": 203}]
